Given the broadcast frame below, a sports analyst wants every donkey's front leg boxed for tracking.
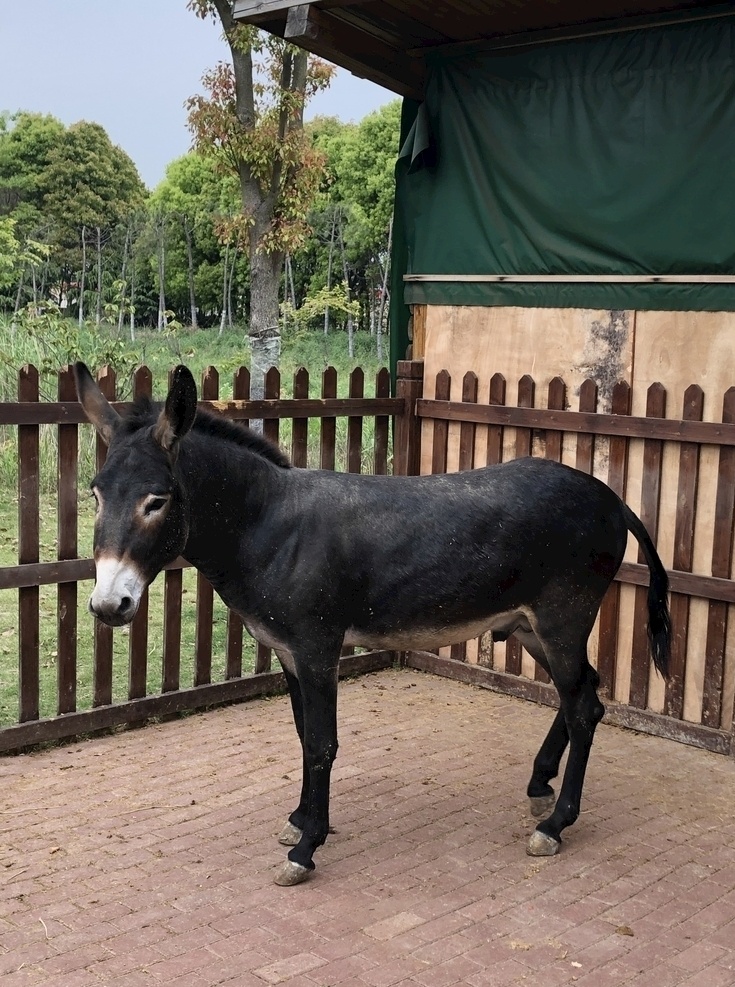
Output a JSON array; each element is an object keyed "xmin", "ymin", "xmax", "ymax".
[
  {"xmin": 276, "ymin": 661, "xmax": 309, "ymax": 848},
  {"xmin": 275, "ymin": 655, "xmax": 340, "ymax": 887}
]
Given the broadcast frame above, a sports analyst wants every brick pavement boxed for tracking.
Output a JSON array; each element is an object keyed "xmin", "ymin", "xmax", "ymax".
[{"xmin": 1, "ymin": 668, "xmax": 734, "ymax": 987}]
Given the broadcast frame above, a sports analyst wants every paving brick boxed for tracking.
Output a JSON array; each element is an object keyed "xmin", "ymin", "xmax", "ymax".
[
  {"xmin": 671, "ymin": 940, "xmax": 731, "ymax": 972},
  {"xmin": 309, "ymin": 951, "xmax": 379, "ymax": 984},
  {"xmin": 411, "ymin": 952, "xmax": 482, "ymax": 986},
  {"xmin": 253, "ymin": 951, "xmax": 328, "ymax": 984},
  {"xmin": 363, "ymin": 912, "xmax": 427, "ymax": 941},
  {"xmin": 676, "ymin": 967, "xmax": 735, "ymax": 987},
  {"xmin": 361, "ymin": 954, "xmax": 431, "ymax": 987},
  {"xmin": 411, "ymin": 931, "xmax": 474, "ymax": 965},
  {"xmin": 21, "ymin": 971, "xmax": 97, "ymax": 987},
  {"xmin": 464, "ymin": 956, "xmax": 530, "ymax": 985}
]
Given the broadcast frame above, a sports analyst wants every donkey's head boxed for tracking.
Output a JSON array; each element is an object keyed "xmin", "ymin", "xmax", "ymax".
[{"xmin": 74, "ymin": 363, "xmax": 198, "ymax": 626}]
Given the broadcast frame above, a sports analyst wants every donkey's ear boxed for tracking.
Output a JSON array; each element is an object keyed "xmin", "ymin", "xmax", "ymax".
[
  {"xmin": 73, "ymin": 362, "xmax": 120, "ymax": 446},
  {"xmin": 154, "ymin": 365, "xmax": 198, "ymax": 454}
]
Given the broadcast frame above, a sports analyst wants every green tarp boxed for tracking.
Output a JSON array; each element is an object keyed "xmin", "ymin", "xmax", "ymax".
[{"xmin": 390, "ymin": 17, "xmax": 735, "ymax": 373}]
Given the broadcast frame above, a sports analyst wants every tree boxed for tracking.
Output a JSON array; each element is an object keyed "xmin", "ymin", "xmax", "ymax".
[
  {"xmin": 150, "ymin": 152, "xmax": 239, "ymax": 328},
  {"xmin": 187, "ymin": 1, "xmax": 333, "ymax": 388},
  {"xmin": 42, "ymin": 122, "xmax": 145, "ymax": 242},
  {"xmin": 0, "ymin": 112, "xmax": 65, "ymax": 220},
  {"xmin": 0, "ymin": 114, "xmax": 149, "ymax": 320},
  {"xmin": 40, "ymin": 122, "xmax": 145, "ymax": 323},
  {"xmin": 0, "ymin": 112, "xmax": 64, "ymax": 310}
]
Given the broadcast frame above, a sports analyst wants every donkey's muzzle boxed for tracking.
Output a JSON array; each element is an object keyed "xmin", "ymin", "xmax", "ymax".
[
  {"xmin": 88, "ymin": 595, "xmax": 137, "ymax": 627},
  {"xmin": 89, "ymin": 557, "xmax": 144, "ymax": 626}
]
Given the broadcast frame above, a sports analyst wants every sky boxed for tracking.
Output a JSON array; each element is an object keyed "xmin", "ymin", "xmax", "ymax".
[{"xmin": 0, "ymin": 0, "xmax": 395, "ymax": 189}]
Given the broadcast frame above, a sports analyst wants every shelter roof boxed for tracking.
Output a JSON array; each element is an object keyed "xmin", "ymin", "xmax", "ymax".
[{"xmin": 232, "ymin": 1, "xmax": 731, "ymax": 99}]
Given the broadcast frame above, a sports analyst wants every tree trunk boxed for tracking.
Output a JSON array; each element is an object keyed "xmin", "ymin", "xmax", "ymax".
[
  {"xmin": 338, "ymin": 212, "xmax": 354, "ymax": 358},
  {"xmin": 282, "ymin": 253, "xmax": 296, "ymax": 334},
  {"xmin": 248, "ymin": 238, "xmax": 282, "ymax": 402},
  {"xmin": 39, "ymin": 257, "xmax": 49, "ymax": 302},
  {"xmin": 219, "ymin": 241, "xmax": 229, "ymax": 335},
  {"xmin": 281, "ymin": 254, "xmax": 290, "ymax": 334},
  {"xmin": 95, "ymin": 226, "xmax": 103, "ymax": 326},
  {"xmin": 368, "ymin": 273, "xmax": 376, "ymax": 337},
  {"xmin": 118, "ymin": 223, "xmax": 131, "ymax": 333},
  {"xmin": 184, "ymin": 216, "xmax": 198, "ymax": 329},
  {"xmin": 324, "ymin": 210, "xmax": 336, "ymax": 335},
  {"xmin": 285, "ymin": 253, "xmax": 296, "ymax": 308},
  {"xmin": 227, "ymin": 245, "xmax": 237, "ymax": 329},
  {"xmin": 78, "ymin": 225, "xmax": 86, "ymax": 327},
  {"xmin": 13, "ymin": 266, "xmax": 25, "ymax": 316},
  {"xmin": 376, "ymin": 216, "xmax": 392, "ymax": 363},
  {"xmin": 156, "ymin": 215, "xmax": 166, "ymax": 331},
  {"xmin": 129, "ymin": 253, "xmax": 136, "ymax": 342}
]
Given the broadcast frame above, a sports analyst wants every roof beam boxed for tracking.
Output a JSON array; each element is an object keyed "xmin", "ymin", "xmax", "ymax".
[
  {"xmin": 233, "ymin": 0, "xmax": 364, "ymax": 24},
  {"xmin": 283, "ymin": 4, "xmax": 425, "ymax": 98}
]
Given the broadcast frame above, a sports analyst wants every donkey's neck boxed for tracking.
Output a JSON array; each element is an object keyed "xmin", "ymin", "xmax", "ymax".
[{"xmin": 176, "ymin": 429, "xmax": 287, "ymax": 583}]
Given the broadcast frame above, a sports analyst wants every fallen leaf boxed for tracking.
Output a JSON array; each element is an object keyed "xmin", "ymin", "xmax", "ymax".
[{"xmin": 616, "ymin": 925, "xmax": 635, "ymax": 937}]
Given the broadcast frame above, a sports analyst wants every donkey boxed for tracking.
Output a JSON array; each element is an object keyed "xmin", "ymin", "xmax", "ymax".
[{"xmin": 74, "ymin": 362, "xmax": 671, "ymax": 886}]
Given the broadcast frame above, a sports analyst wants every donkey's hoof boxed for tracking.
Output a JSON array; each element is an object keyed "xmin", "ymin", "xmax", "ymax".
[
  {"xmin": 274, "ymin": 860, "xmax": 312, "ymax": 886},
  {"xmin": 529, "ymin": 794, "xmax": 556, "ymax": 819},
  {"xmin": 527, "ymin": 830, "xmax": 561, "ymax": 857},
  {"xmin": 278, "ymin": 821, "xmax": 303, "ymax": 846}
]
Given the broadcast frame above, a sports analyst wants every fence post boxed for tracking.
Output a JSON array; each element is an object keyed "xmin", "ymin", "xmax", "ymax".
[
  {"xmin": 18, "ymin": 365, "xmax": 40, "ymax": 723},
  {"xmin": 394, "ymin": 359, "xmax": 424, "ymax": 476}
]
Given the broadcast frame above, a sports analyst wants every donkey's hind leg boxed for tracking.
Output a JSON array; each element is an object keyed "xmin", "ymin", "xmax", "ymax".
[
  {"xmin": 512, "ymin": 629, "xmax": 569, "ymax": 820},
  {"xmin": 528, "ymin": 709, "xmax": 568, "ymax": 819},
  {"xmin": 528, "ymin": 649, "xmax": 604, "ymax": 857},
  {"xmin": 514, "ymin": 608, "xmax": 605, "ymax": 857}
]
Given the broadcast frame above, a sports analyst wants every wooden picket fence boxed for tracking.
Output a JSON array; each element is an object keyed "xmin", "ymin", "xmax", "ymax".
[
  {"xmin": 0, "ymin": 363, "xmax": 399, "ymax": 751},
  {"xmin": 403, "ymin": 360, "xmax": 735, "ymax": 757},
  {"xmin": 1, "ymin": 357, "xmax": 734, "ymax": 757}
]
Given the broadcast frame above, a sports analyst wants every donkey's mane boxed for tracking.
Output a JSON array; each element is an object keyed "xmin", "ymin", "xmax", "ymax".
[{"xmin": 122, "ymin": 396, "xmax": 291, "ymax": 468}]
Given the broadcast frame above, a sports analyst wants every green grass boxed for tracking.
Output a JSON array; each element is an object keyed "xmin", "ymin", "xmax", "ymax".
[{"xmin": 0, "ymin": 320, "xmax": 389, "ymax": 726}]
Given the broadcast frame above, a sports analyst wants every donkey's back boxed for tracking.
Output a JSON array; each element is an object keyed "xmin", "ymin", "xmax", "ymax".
[{"xmin": 287, "ymin": 457, "xmax": 632, "ymax": 654}]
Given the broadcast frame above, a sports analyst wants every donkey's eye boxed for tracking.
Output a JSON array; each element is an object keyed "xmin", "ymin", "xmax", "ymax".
[{"xmin": 145, "ymin": 497, "xmax": 169, "ymax": 516}]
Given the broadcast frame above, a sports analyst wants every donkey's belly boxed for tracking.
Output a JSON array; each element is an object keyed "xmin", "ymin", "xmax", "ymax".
[{"xmin": 344, "ymin": 610, "xmax": 526, "ymax": 652}]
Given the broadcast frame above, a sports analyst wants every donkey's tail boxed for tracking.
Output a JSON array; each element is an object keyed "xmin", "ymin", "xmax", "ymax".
[{"xmin": 621, "ymin": 503, "xmax": 671, "ymax": 679}]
